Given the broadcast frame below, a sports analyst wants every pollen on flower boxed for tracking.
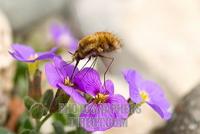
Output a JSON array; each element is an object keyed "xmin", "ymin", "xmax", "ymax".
[
  {"xmin": 94, "ymin": 93, "xmax": 109, "ymax": 104},
  {"xmin": 28, "ymin": 53, "xmax": 38, "ymax": 60},
  {"xmin": 64, "ymin": 77, "xmax": 74, "ymax": 87},
  {"xmin": 140, "ymin": 91, "xmax": 150, "ymax": 102}
]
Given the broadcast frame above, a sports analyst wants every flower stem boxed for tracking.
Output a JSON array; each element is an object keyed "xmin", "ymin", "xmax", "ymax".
[
  {"xmin": 50, "ymin": 89, "xmax": 70, "ymax": 113},
  {"xmin": 35, "ymin": 89, "xmax": 70, "ymax": 132},
  {"xmin": 35, "ymin": 113, "xmax": 52, "ymax": 132}
]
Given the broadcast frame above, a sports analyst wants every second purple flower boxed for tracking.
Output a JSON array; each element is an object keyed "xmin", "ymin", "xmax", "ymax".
[
  {"xmin": 45, "ymin": 56, "xmax": 87, "ymax": 104},
  {"xmin": 74, "ymin": 68, "xmax": 130, "ymax": 132}
]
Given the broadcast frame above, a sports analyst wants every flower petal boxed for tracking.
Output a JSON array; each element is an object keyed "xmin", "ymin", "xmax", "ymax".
[
  {"xmin": 58, "ymin": 83, "xmax": 87, "ymax": 105},
  {"xmin": 9, "ymin": 51, "xmax": 34, "ymax": 62},
  {"xmin": 147, "ymin": 102, "xmax": 171, "ymax": 120},
  {"xmin": 107, "ymin": 94, "xmax": 129, "ymax": 119},
  {"xmin": 74, "ymin": 68, "xmax": 102, "ymax": 96},
  {"xmin": 69, "ymin": 39, "xmax": 78, "ymax": 52},
  {"xmin": 36, "ymin": 47, "xmax": 57, "ymax": 60},
  {"xmin": 122, "ymin": 69, "xmax": 142, "ymax": 103},
  {"xmin": 45, "ymin": 62, "xmax": 63, "ymax": 88},
  {"xmin": 50, "ymin": 23, "xmax": 78, "ymax": 52},
  {"xmin": 9, "ymin": 44, "xmax": 35, "ymax": 62},
  {"xmin": 122, "ymin": 69, "xmax": 144, "ymax": 87},
  {"xmin": 101, "ymin": 80, "xmax": 114, "ymax": 95},
  {"xmin": 53, "ymin": 56, "xmax": 79, "ymax": 80},
  {"xmin": 50, "ymin": 23, "xmax": 66, "ymax": 43},
  {"xmin": 141, "ymin": 80, "xmax": 170, "ymax": 109},
  {"xmin": 141, "ymin": 80, "xmax": 171, "ymax": 120},
  {"xmin": 80, "ymin": 102, "xmax": 115, "ymax": 131}
]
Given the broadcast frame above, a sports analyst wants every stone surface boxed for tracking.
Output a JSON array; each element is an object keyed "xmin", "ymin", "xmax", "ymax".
[
  {"xmin": 0, "ymin": 11, "xmax": 14, "ymax": 93},
  {"xmin": 155, "ymin": 84, "xmax": 200, "ymax": 134},
  {"xmin": 0, "ymin": 11, "xmax": 12, "ymax": 68}
]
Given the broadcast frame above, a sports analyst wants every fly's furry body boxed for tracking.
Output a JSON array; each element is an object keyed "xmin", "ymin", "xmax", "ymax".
[{"xmin": 72, "ymin": 32, "xmax": 121, "ymax": 61}]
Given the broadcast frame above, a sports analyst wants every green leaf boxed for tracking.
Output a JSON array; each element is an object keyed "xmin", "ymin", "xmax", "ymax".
[
  {"xmin": 53, "ymin": 113, "xmax": 67, "ymax": 125},
  {"xmin": 50, "ymin": 89, "xmax": 70, "ymax": 113},
  {"xmin": 76, "ymin": 127, "xmax": 91, "ymax": 134},
  {"xmin": 24, "ymin": 96, "xmax": 36, "ymax": 110},
  {"xmin": 52, "ymin": 121, "xmax": 65, "ymax": 134},
  {"xmin": 30, "ymin": 103, "xmax": 48, "ymax": 119},
  {"xmin": 19, "ymin": 129, "xmax": 37, "ymax": 134},
  {"xmin": 41, "ymin": 89, "xmax": 54, "ymax": 109}
]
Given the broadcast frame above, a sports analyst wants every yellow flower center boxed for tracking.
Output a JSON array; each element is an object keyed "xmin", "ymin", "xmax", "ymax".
[
  {"xmin": 140, "ymin": 91, "xmax": 149, "ymax": 103},
  {"xmin": 28, "ymin": 53, "xmax": 38, "ymax": 60},
  {"xmin": 94, "ymin": 93, "xmax": 109, "ymax": 104},
  {"xmin": 64, "ymin": 77, "xmax": 74, "ymax": 87}
]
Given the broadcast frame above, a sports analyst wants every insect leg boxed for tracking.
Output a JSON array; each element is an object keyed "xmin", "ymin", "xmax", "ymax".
[
  {"xmin": 91, "ymin": 57, "xmax": 98, "ymax": 69},
  {"xmin": 70, "ymin": 59, "xmax": 80, "ymax": 80},
  {"xmin": 68, "ymin": 51, "xmax": 73, "ymax": 55},
  {"xmin": 78, "ymin": 57, "xmax": 98, "ymax": 80},
  {"xmin": 99, "ymin": 55, "xmax": 114, "ymax": 88},
  {"xmin": 80, "ymin": 56, "xmax": 92, "ymax": 71}
]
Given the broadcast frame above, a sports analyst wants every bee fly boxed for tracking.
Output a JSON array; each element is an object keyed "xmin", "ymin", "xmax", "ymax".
[{"xmin": 70, "ymin": 32, "xmax": 122, "ymax": 82}]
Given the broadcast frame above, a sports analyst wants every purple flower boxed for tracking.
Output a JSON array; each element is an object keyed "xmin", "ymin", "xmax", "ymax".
[
  {"xmin": 123, "ymin": 69, "xmax": 171, "ymax": 120},
  {"xmin": 50, "ymin": 23, "xmax": 78, "ymax": 52},
  {"xmin": 74, "ymin": 68, "xmax": 129, "ymax": 132},
  {"xmin": 9, "ymin": 44, "xmax": 57, "ymax": 62},
  {"xmin": 45, "ymin": 56, "xmax": 87, "ymax": 104}
]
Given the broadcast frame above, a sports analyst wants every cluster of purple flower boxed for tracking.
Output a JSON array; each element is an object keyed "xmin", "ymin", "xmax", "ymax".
[{"xmin": 9, "ymin": 26, "xmax": 171, "ymax": 132}]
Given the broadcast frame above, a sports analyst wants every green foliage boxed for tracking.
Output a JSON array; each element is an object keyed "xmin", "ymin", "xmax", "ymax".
[
  {"xmin": 30, "ymin": 103, "xmax": 48, "ymax": 119},
  {"xmin": 19, "ymin": 129, "xmax": 37, "ymax": 134},
  {"xmin": 24, "ymin": 96, "xmax": 36, "ymax": 110},
  {"xmin": 14, "ymin": 62, "xmax": 28, "ymax": 84},
  {"xmin": 50, "ymin": 90, "xmax": 70, "ymax": 113},
  {"xmin": 41, "ymin": 89, "xmax": 54, "ymax": 109},
  {"xmin": 53, "ymin": 113, "xmax": 67, "ymax": 126},
  {"xmin": 14, "ymin": 62, "xmax": 28, "ymax": 97},
  {"xmin": 76, "ymin": 127, "xmax": 90, "ymax": 134},
  {"xmin": 28, "ymin": 69, "xmax": 42, "ymax": 100},
  {"xmin": 52, "ymin": 121, "xmax": 65, "ymax": 134},
  {"xmin": 0, "ymin": 127, "xmax": 14, "ymax": 134},
  {"xmin": 17, "ymin": 113, "xmax": 33, "ymax": 133}
]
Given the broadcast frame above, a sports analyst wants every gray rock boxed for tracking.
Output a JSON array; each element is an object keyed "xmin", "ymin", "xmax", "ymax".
[
  {"xmin": 155, "ymin": 84, "xmax": 200, "ymax": 134},
  {"xmin": 0, "ymin": 11, "xmax": 15, "ymax": 94}
]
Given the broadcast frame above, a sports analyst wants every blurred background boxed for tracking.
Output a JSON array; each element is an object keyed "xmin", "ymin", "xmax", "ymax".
[{"xmin": 1, "ymin": 0, "xmax": 200, "ymax": 134}]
